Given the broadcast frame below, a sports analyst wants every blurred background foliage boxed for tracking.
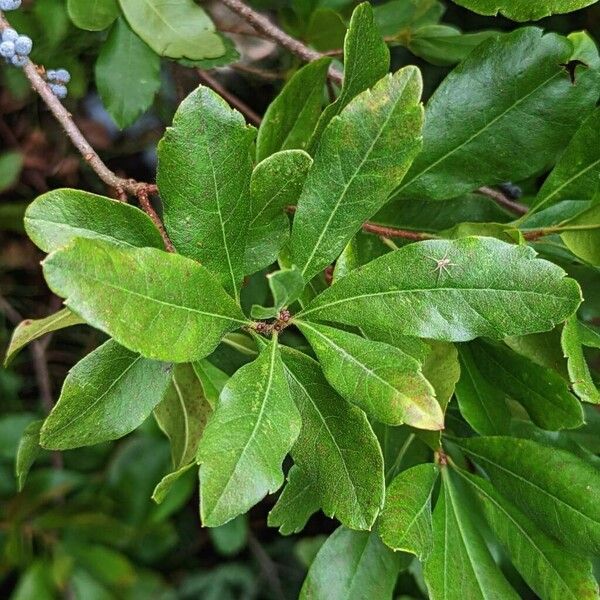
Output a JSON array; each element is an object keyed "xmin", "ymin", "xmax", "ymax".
[{"xmin": 0, "ymin": 0, "xmax": 599, "ymax": 597}]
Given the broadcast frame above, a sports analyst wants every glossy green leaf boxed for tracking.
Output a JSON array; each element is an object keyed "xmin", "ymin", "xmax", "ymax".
[
  {"xmin": 252, "ymin": 267, "xmax": 305, "ymax": 319},
  {"xmin": 280, "ymin": 347, "xmax": 385, "ymax": 530},
  {"xmin": 456, "ymin": 436, "xmax": 600, "ymax": 555},
  {"xmin": 560, "ymin": 203, "xmax": 600, "ymax": 265},
  {"xmin": 24, "ymin": 189, "xmax": 164, "ymax": 253},
  {"xmin": 95, "ymin": 18, "xmax": 161, "ymax": 129},
  {"xmin": 562, "ymin": 316, "xmax": 600, "ymax": 403},
  {"xmin": 256, "ymin": 58, "xmax": 330, "ymax": 162},
  {"xmin": 396, "ymin": 28, "xmax": 599, "ymax": 200},
  {"xmin": 300, "ymin": 237, "xmax": 582, "ymax": 342},
  {"xmin": 15, "ymin": 420, "xmax": 43, "ymax": 492},
  {"xmin": 118, "ymin": 0, "xmax": 225, "ymax": 60},
  {"xmin": 455, "ymin": 344, "xmax": 511, "ymax": 435},
  {"xmin": 291, "ymin": 67, "xmax": 424, "ymax": 281},
  {"xmin": 454, "ymin": 468, "xmax": 599, "ymax": 600},
  {"xmin": 67, "ymin": 0, "xmax": 119, "ymax": 31},
  {"xmin": 300, "ymin": 527, "xmax": 406, "ymax": 600},
  {"xmin": 197, "ymin": 339, "xmax": 301, "ymax": 526},
  {"xmin": 471, "ymin": 341, "xmax": 584, "ymax": 430},
  {"xmin": 42, "ymin": 239, "xmax": 248, "ymax": 363},
  {"xmin": 41, "ymin": 340, "xmax": 172, "ymax": 450},
  {"xmin": 452, "ymin": 0, "xmax": 599, "ymax": 21},
  {"xmin": 424, "ymin": 468, "xmax": 519, "ymax": 600},
  {"xmin": 5, "ymin": 308, "xmax": 84, "ymax": 366},
  {"xmin": 245, "ymin": 150, "xmax": 312, "ymax": 275},
  {"xmin": 297, "ymin": 321, "xmax": 442, "ymax": 429},
  {"xmin": 154, "ymin": 363, "xmax": 212, "ymax": 469},
  {"xmin": 157, "ymin": 85, "xmax": 256, "ymax": 298},
  {"xmin": 380, "ymin": 463, "xmax": 438, "ymax": 558},
  {"xmin": 310, "ymin": 2, "xmax": 390, "ymax": 147}
]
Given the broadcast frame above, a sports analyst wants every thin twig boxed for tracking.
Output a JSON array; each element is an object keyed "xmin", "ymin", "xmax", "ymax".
[
  {"xmin": 478, "ymin": 186, "xmax": 528, "ymax": 216},
  {"xmin": 248, "ymin": 533, "xmax": 286, "ymax": 600},
  {"xmin": 218, "ymin": 0, "xmax": 343, "ymax": 84},
  {"xmin": 197, "ymin": 70, "xmax": 262, "ymax": 125},
  {"xmin": 229, "ymin": 62, "xmax": 284, "ymax": 81},
  {"xmin": 137, "ymin": 188, "xmax": 175, "ymax": 252}
]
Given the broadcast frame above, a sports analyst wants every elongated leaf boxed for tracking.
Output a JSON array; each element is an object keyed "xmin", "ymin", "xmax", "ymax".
[
  {"xmin": 157, "ymin": 86, "xmax": 255, "ymax": 298},
  {"xmin": 424, "ymin": 468, "xmax": 518, "ymax": 599},
  {"xmin": 380, "ymin": 463, "xmax": 438, "ymax": 559},
  {"xmin": 119, "ymin": 0, "xmax": 224, "ymax": 60},
  {"xmin": 67, "ymin": 0, "xmax": 119, "ymax": 31},
  {"xmin": 396, "ymin": 28, "xmax": 599, "ymax": 200},
  {"xmin": 472, "ymin": 341, "xmax": 584, "ymax": 430},
  {"xmin": 297, "ymin": 321, "xmax": 442, "ymax": 429},
  {"xmin": 256, "ymin": 59, "xmax": 330, "ymax": 161},
  {"xmin": 245, "ymin": 150, "xmax": 312, "ymax": 275},
  {"xmin": 252, "ymin": 267, "xmax": 305, "ymax": 319},
  {"xmin": 5, "ymin": 308, "xmax": 84, "ymax": 366},
  {"xmin": 197, "ymin": 339, "xmax": 301, "ymax": 526},
  {"xmin": 561, "ymin": 203, "xmax": 600, "ymax": 265},
  {"xmin": 95, "ymin": 18, "xmax": 161, "ymax": 129},
  {"xmin": 40, "ymin": 340, "xmax": 172, "ymax": 450},
  {"xmin": 455, "ymin": 344, "xmax": 511, "ymax": 435},
  {"xmin": 300, "ymin": 237, "xmax": 581, "ymax": 342},
  {"xmin": 42, "ymin": 239, "xmax": 248, "ymax": 363},
  {"xmin": 152, "ymin": 463, "xmax": 194, "ymax": 504},
  {"xmin": 24, "ymin": 189, "xmax": 164, "ymax": 253},
  {"xmin": 455, "ymin": 468, "xmax": 599, "ymax": 600},
  {"xmin": 455, "ymin": 436, "xmax": 600, "ymax": 556},
  {"xmin": 154, "ymin": 363, "xmax": 212, "ymax": 469},
  {"xmin": 16, "ymin": 420, "xmax": 43, "ymax": 491},
  {"xmin": 192, "ymin": 360, "xmax": 229, "ymax": 409},
  {"xmin": 281, "ymin": 347, "xmax": 385, "ymax": 530},
  {"xmin": 562, "ymin": 316, "xmax": 600, "ymax": 404},
  {"xmin": 453, "ymin": 0, "xmax": 599, "ymax": 21},
  {"xmin": 300, "ymin": 527, "xmax": 406, "ymax": 600},
  {"xmin": 374, "ymin": 0, "xmax": 444, "ymax": 36},
  {"xmin": 310, "ymin": 2, "xmax": 390, "ymax": 147},
  {"xmin": 291, "ymin": 67, "xmax": 424, "ymax": 281}
]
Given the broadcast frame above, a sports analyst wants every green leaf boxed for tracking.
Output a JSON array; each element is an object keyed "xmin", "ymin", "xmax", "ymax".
[
  {"xmin": 192, "ymin": 360, "xmax": 229, "ymax": 409},
  {"xmin": 245, "ymin": 150, "xmax": 312, "ymax": 275},
  {"xmin": 306, "ymin": 8, "xmax": 346, "ymax": 52},
  {"xmin": 455, "ymin": 344, "xmax": 511, "ymax": 435},
  {"xmin": 251, "ymin": 267, "xmax": 305, "ymax": 319},
  {"xmin": 396, "ymin": 28, "xmax": 600, "ymax": 200},
  {"xmin": 177, "ymin": 34, "xmax": 239, "ymax": 69},
  {"xmin": 380, "ymin": 463, "xmax": 439, "ymax": 559},
  {"xmin": 455, "ymin": 436, "xmax": 600, "ymax": 556},
  {"xmin": 454, "ymin": 467, "xmax": 599, "ymax": 600},
  {"xmin": 154, "ymin": 363, "xmax": 212, "ymax": 469},
  {"xmin": 424, "ymin": 468, "xmax": 519, "ymax": 600},
  {"xmin": 118, "ymin": 0, "xmax": 225, "ymax": 60},
  {"xmin": 280, "ymin": 347, "xmax": 385, "ymax": 530},
  {"xmin": 196, "ymin": 338, "xmax": 301, "ymax": 526},
  {"xmin": 95, "ymin": 18, "xmax": 161, "ymax": 129},
  {"xmin": 470, "ymin": 341, "xmax": 584, "ymax": 430},
  {"xmin": 560, "ymin": 203, "xmax": 600, "ymax": 265},
  {"xmin": 157, "ymin": 86, "xmax": 256, "ymax": 298},
  {"xmin": 209, "ymin": 515, "xmax": 248, "ymax": 556},
  {"xmin": 297, "ymin": 321, "xmax": 443, "ymax": 429},
  {"xmin": 67, "ymin": 0, "xmax": 119, "ymax": 31},
  {"xmin": 300, "ymin": 527, "xmax": 406, "ymax": 600},
  {"xmin": 562, "ymin": 316, "xmax": 600, "ymax": 404},
  {"xmin": 5, "ymin": 308, "xmax": 84, "ymax": 366},
  {"xmin": 373, "ymin": 0, "xmax": 444, "ymax": 37},
  {"xmin": 291, "ymin": 67, "xmax": 424, "ymax": 281},
  {"xmin": 24, "ymin": 189, "xmax": 164, "ymax": 253},
  {"xmin": 310, "ymin": 2, "xmax": 390, "ymax": 147},
  {"xmin": 40, "ymin": 340, "xmax": 172, "ymax": 450},
  {"xmin": 0, "ymin": 150, "xmax": 23, "ymax": 192},
  {"xmin": 300, "ymin": 237, "xmax": 582, "ymax": 342},
  {"xmin": 15, "ymin": 420, "xmax": 43, "ymax": 492},
  {"xmin": 42, "ymin": 239, "xmax": 248, "ymax": 363},
  {"xmin": 452, "ymin": 0, "xmax": 599, "ymax": 21},
  {"xmin": 256, "ymin": 58, "xmax": 330, "ymax": 162},
  {"xmin": 152, "ymin": 463, "xmax": 194, "ymax": 504}
]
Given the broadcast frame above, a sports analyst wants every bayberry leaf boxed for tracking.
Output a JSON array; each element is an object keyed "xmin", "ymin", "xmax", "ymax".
[
  {"xmin": 67, "ymin": 0, "xmax": 119, "ymax": 31},
  {"xmin": 452, "ymin": 0, "xmax": 599, "ymax": 21},
  {"xmin": 15, "ymin": 420, "xmax": 43, "ymax": 492}
]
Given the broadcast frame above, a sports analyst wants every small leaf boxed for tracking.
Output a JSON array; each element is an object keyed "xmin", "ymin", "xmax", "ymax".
[
  {"xmin": 5, "ymin": 308, "xmax": 84, "ymax": 366},
  {"xmin": 42, "ymin": 239, "xmax": 248, "ymax": 363},
  {"xmin": 560, "ymin": 203, "xmax": 600, "ymax": 266},
  {"xmin": 306, "ymin": 8, "xmax": 346, "ymax": 52},
  {"xmin": 15, "ymin": 420, "xmax": 43, "ymax": 491},
  {"xmin": 251, "ymin": 266, "xmax": 305, "ymax": 319},
  {"xmin": 118, "ymin": 0, "xmax": 225, "ymax": 60},
  {"xmin": 374, "ymin": 0, "xmax": 444, "ymax": 37},
  {"xmin": 67, "ymin": 0, "xmax": 119, "ymax": 31},
  {"xmin": 300, "ymin": 237, "xmax": 582, "ymax": 342},
  {"xmin": 452, "ymin": 0, "xmax": 599, "ymax": 21},
  {"xmin": 380, "ymin": 463, "xmax": 439, "ymax": 559},
  {"xmin": 0, "ymin": 151, "xmax": 23, "ymax": 192},
  {"xmin": 152, "ymin": 463, "xmax": 194, "ymax": 504},
  {"xmin": 300, "ymin": 527, "xmax": 407, "ymax": 600},
  {"xmin": 157, "ymin": 86, "xmax": 256, "ymax": 298},
  {"xmin": 209, "ymin": 515, "xmax": 248, "ymax": 556},
  {"xmin": 24, "ymin": 189, "xmax": 164, "ymax": 253},
  {"xmin": 40, "ymin": 340, "xmax": 172, "ymax": 450},
  {"xmin": 297, "ymin": 321, "xmax": 443, "ymax": 429},
  {"xmin": 192, "ymin": 360, "xmax": 229, "ymax": 409},
  {"xmin": 197, "ymin": 339, "xmax": 301, "ymax": 526}
]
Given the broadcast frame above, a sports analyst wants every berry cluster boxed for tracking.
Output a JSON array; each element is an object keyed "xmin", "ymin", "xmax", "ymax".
[
  {"xmin": 0, "ymin": 27, "xmax": 31, "ymax": 67},
  {"xmin": 0, "ymin": 0, "xmax": 21, "ymax": 11},
  {"xmin": 46, "ymin": 69, "xmax": 71, "ymax": 99}
]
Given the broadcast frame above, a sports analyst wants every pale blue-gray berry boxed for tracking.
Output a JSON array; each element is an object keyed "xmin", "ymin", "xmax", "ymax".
[
  {"xmin": 49, "ymin": 83, "xmax": 67, "ymax": 99},
  {"xmin": 54, "ymin": 68, "xmax": 70, "ymax": 83},
  {"xmin": 14, "ymin": 35, "xmax": 31, "ymax": 56},
  {"xmin": 46, "ymin": 69, "xmax": 57, "ymax": 80},
  {"xmin": 10, "ymin": 54, "xmax": 26, "ymax": 67},
  {"xmin": 0, "ymin": 40, "xmax": 15, "ymax": 58},
  {"xmin": 1, "ymin": 28, "xmax": 18, "ymax": 43},
  {"xmin": 0, "ymin": 0, "xmax": 22, "ymax": 10}
]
